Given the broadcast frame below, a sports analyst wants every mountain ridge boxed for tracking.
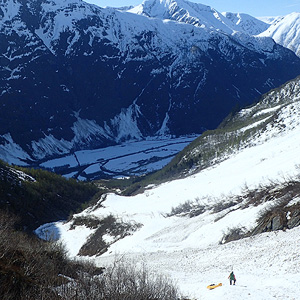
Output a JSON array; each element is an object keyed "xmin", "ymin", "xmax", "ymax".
[
  {"xmin": 260, "ymin": 12, "xmax": 300, "ymax": 57},
  {"xmin": 128, "ymin": 0, "xmax": 269, "ymax": 35},
  {"xmin": 1, "ymin": 0, "xmax": 300, "ymax": 168}
]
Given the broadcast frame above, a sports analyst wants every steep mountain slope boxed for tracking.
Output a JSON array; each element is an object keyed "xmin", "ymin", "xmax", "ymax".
[
  {"xmin": 1, "ymin": 0, "xmax": 300, "ymax": 165},
  {"xmin": 155, "ymin": 75, "xmax": 300, "ymax": 179},
  {"xmin": 124, "ymin": 76, "xmax": 300, "ymax": 188},
  {"xmin": 37, "ymin": 75, "xmax": 300, "ymax": 299},
  {"xmin": 0, "ymin": 160, "xmax": 98, "ymax": 230},
  {"xmin": 222, "ymin": 12, "xmax": 269, "ymax": 35},
  {"xmin": 260, "ymin": 12, "xmax": 300, "ymax": 56}
]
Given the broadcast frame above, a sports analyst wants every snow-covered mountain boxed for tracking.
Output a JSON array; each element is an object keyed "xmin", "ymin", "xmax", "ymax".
[
  {"xmin": 1, "ymin": 0, "xmax": 300, "ymax": 166},
  {"xmin": 258, "ymin": 16, "xmax": 281, "ymax": 25},
  {"xmin": 37, "ymin": 75, "xmax": 300, "ymax": 299},
  {"xmin": 222, "ymin": 12, "xmax": 270, "ymax": 35},
  {"xmin": 128, "ymin": 0, "xmax": 269, "ymax": 35},
  {"xmin": 128, "ymin": 0, "xmax": 234, "ymax": 33},
  {"xmin": 260, "ymin": 12, "xmax": 300, "ymax": 57}
]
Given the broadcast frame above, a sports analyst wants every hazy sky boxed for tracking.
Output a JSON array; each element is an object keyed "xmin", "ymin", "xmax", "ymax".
[{"xmin": 84, "ymin": 0, "xmax": 300, "ymax": 17}]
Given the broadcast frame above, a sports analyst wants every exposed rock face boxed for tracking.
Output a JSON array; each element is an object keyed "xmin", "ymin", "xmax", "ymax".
[
  {"xmin": 253, "ymin": 206, "xmax": 300, "ymax": 235},
  {"xmin": 288, "ymin": 209, "xmax": 300, "ymax": 228}
]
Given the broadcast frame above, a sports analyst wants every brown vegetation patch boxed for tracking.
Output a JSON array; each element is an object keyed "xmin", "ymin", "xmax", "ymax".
[{"xmin": 77, "ymin": 215, "xmax": 142, "ymax": 256}]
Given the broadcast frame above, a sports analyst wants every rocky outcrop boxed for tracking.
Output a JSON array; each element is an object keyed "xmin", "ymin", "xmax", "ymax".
[{"xmin": 252, "ymin": 205, "xmax": 300, "ymax": 235}]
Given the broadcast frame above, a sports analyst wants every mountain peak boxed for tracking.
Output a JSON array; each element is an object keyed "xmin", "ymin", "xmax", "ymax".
[
  {"xmin": 129, "ymin": 0, "xmax": 211, "ymax": 18},
  {"xmin": 260, "ymin": 12, "xmax": 300, "ymax": 56},
  {"xmin": 222, "ymin": 11, "xmax": 269, "ymax": 35},
  {"xmin": 128, "ymin": 0, "xmax": 235, "ymax": 33}
]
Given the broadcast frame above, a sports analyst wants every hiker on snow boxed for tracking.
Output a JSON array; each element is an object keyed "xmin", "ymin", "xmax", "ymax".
[{"xmin": 228, "ymin": 271, "xmax": 236, "ymax": 285}]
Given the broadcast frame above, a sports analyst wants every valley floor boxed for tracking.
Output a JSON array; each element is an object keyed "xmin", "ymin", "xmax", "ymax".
[{"xmin": 40, "ymin": 135, "xmax": 197, "ymax": 180}]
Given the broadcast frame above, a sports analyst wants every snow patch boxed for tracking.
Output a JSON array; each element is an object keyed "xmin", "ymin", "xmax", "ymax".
[
  {"xmin": 31, "ymin": 134, "xmax": 73, "ymax": 160},
  {"xmin": 110, "ymin": 103, "xmax": 143, "ymax": 142},
  {"xmin": 0, "ymin": 133, "xmax": 31, "ymax": 165},
  {"xmin": 71, "ymin": 114, "xmax": 113, "ymax": 145},
  {"xmin": 0, "ymin": 0, "xmax": 21, "ymax": 23}
]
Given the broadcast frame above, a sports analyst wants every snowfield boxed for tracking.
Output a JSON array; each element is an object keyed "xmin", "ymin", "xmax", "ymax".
[
  {"xmin": 98, "ymin": 227, "xmax": 300, "ymax": 300},
  {"xmin": 36, "ymin": 103, "xmax": 300, "ymax": 299}
]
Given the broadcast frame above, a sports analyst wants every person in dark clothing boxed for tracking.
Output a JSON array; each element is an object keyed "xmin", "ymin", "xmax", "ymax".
[{"xmin": 228, "ymin": 271, "xmax": 236, "ymax": 285}]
